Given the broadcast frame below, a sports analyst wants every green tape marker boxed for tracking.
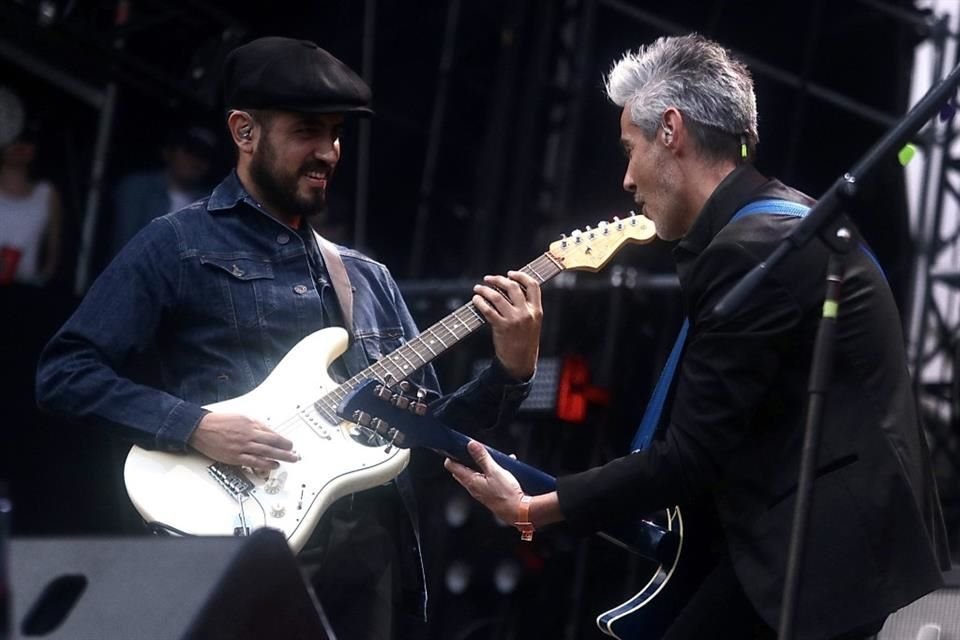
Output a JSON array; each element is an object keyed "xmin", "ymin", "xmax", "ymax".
[
  {"xmin": 898, "ymin": 143, "xmax": 917, "ymax": 167},
  {"xmin": 823, "ymin": 300, "xmax": 838, "ymax": 319}
]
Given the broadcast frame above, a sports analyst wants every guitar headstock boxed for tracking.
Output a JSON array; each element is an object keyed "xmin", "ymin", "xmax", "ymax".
[
  {"xmin": 337, "ymin": 380, "xmax": 439, "ymax": 452},
  {"xmin": 548, "ymin": 213, "xmax": 656, "ymax": 272}
]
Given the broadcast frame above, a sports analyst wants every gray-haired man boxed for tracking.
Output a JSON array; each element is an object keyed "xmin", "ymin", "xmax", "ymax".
[{"xmin": 446, "ymin": 33, "xmax": 949, "ymax": 640}]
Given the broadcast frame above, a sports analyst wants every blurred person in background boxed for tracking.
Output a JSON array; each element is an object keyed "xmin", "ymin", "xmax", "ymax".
[
  {"xmin": 0, "ymin": 86, "xmax": 62, "ymax": 287},
  {"xmin": 107, "ymin": 124, "xmax": 217, "ymax": 259}
]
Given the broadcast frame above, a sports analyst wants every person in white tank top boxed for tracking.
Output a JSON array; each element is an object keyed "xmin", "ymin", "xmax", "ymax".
[{"xmin": 0, "ymin": 122, "xmax": 62, "ymax": 286}]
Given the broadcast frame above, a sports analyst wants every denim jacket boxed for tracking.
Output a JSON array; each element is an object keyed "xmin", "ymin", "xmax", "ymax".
[{"xmin": 36, "ymin": 170, "xmax": 531, "ymax": 615}]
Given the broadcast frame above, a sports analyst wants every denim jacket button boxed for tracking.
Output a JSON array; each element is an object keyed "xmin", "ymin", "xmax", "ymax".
[
  {"xmin": 293, "ymin": 284, "xmax": 309, "ymax": 295},
  {"xmin": 277, "ymin": 233, "xmax": 290, "ymax": 245}
]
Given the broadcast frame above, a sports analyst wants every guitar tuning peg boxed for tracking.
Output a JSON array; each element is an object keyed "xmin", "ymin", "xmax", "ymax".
[
  {"xmin": 613, "ymin": 215, "xmax": 620, "ymax": 222},
  {"xmin": 585, "ymin": 224, "xmax": 592, "ymax": 231},
  {"xmin": 375, "ymin": 385, "xmax": 392, "ymax": 401},
  {"xmin": 560, "ymin": 233, "xmax": 567, "ymax": 239},
  {"xmin": 355, "ymin": 411, "xmax": 372, "ymax": 427},
  {"xmin": 628, "ymin": 210, "xmax": 637, "ymax": 217},
  {"xmin": 413, "ymin": 401, "xmax": 428, "ymax": 416},
  {"xmin": 393, "ymin": 394, "xmax": 411, "ymax": 410}
]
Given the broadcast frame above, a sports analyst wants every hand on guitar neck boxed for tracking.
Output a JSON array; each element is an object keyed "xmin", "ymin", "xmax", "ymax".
[
  {"xmin": 471, "ymin": 271, "xmax": 542, "ymax": 381},
  {"xmin": 188, "ymin": 412, "xmax": 300, "ymax": 472},
  {"xmin": 444, "ymin": 440, "xmax": 564, "ymax": 531}
]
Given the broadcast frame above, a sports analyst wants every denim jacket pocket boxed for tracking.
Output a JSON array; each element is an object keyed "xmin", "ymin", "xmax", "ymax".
[{"xmin": 199, "ymin": 255, "xmax": 279, "ymax": 330}]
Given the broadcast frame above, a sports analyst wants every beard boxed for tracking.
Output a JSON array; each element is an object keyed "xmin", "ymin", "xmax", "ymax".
[{"xmin": 248, "ymin": 133, "xmax": 330, "ymax": 220}]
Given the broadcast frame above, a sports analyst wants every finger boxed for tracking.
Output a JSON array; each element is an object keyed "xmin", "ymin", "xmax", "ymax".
[
  {"xmin": 483, "ymin": 275, "xmax": 524, "ymax": 303},
  {"xmin": 239, "ymin": 454, "xmax": 279, "ymax": 472},
  {"xmin": 466, "ymin": 440, "xmax": 496, "ymax": 474},
  {"xmin": 250, "ymin": 428, "xmax": 295, "ymax": 451},
  {"xmin": 508, "ymin": 270, "xmax": 542, "ymax": 307},
  {"xmin": 472, "ymin": 291, "xmax": 505, "ymax": 322},
  {"xmin": 247, "ymin": 442, "xmax": 300, "ymax": 463},
  {"xmin": 444, "ymin": 457, "xmax": 478, "ymax": 488}
]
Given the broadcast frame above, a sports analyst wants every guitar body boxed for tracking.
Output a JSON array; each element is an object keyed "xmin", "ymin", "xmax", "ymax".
[
  {"xmin": 598, "ymin": 501, "xmax": 718, "ymax": 639},
  {"xmin": 123, "ymin": 327, "xmax": 410, "ymax": 553}
]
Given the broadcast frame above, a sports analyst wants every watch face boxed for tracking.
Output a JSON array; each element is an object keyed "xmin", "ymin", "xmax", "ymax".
[{"xmin": 0, "ymin": 86, "xmax": 25, "ymax": 148}]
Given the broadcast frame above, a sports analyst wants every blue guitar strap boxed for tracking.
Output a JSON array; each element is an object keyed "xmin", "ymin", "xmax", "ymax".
[
  {"xmin": 629, "ymin": 198, "xmax": 811, "ymax": 452},
  {"xmin": 629, "ymin": 198, "xmax": 887, "ymax": 452}
]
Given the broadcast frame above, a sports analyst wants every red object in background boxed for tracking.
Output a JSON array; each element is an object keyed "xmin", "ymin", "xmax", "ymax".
[
  {"xmin": 556, "ymin": 355, "xmax": 610, "ymax": 423},
  {"xmin": 0, "ymin": 247, "xmax": 22, "ymax": 285}
]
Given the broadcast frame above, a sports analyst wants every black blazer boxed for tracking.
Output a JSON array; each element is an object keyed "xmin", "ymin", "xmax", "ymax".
[{"xmin": 557, "ymin": 165, "xmax": 950, "ymax": 639}]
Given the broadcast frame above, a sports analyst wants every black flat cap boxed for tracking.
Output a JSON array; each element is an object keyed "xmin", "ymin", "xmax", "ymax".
[{"xmin": 223, "ymin": 37, "xmax": 372, "ymax": 115}]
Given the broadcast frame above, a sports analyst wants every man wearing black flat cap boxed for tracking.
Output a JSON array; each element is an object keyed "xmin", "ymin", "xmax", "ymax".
[{"xmin": 37, "ymin": 36, "xmax": 543, "ymax": 639}]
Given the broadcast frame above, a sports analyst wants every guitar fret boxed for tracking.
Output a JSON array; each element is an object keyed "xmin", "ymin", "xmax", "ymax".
[
  {"xmin": 412, "ymin": 339, "xmax": 435, "ymax": 358},
  {"xmin": 427, "ymin": 328, "xmax": 448, "ymax": 349},
  {"xmin": 438, "ymin": 317, "xmax": 459, "ymax": 340},
  {"xmin": 313, "ymin": 399, "xmax": 338, "ymax": 423},
  {"xmin": 408, "ymin": 342, "xmax": 433, "ymax": 364},
  {"xmin": 392, "ymin": 348, "xmax": 419, "ymax": 375},
  {"xmin": 461, "ymin": 305, "xmax": 483, "ymax": 324}
]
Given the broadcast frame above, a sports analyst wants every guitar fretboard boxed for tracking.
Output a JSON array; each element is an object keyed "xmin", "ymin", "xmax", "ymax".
[{"xmin": 314, "ymin": 252, "xmax": 564, "ymax": 422}]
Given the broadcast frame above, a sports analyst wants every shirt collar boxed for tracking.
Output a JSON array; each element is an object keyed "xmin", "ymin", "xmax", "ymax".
[
  {"xmin": 207, "ymin": 169, "xmax": 261, "ymax": 213},
  {"xmin": 675, "ymin": 163, "xmax": 769, "ymax": 257}
]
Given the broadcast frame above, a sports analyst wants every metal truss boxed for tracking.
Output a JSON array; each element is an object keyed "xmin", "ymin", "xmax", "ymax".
[{"xmin": 905, "ymin": 4, "xmax": 960, "ymax": 535}]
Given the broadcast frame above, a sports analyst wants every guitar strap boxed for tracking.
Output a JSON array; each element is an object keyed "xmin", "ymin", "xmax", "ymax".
[
  {"xmin": 313, "ymin": 230, "xmax": 355, "ymax": 338},
  {"xmin": 629, "ymin": 198, "xmax": 812, "ymax": 452}
]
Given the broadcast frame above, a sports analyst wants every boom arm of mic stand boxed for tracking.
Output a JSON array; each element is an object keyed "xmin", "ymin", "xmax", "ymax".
[{"xmin": 714, "ymin": 59, "xmax": 960, "ymax": 319}]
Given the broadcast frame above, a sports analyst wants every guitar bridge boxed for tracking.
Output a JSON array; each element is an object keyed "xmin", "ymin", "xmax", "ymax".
[{"xmin": 208, "ymin": 463, "xmax": 254, "ymax": 498}]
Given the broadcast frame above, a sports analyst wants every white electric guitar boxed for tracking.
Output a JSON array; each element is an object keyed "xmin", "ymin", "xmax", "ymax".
[{"xmin": 123, "ymin": 214, "xmax": 656, "ymax": 552}]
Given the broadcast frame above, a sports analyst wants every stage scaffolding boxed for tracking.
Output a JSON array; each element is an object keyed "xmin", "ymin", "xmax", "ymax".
[{"xmin": 905, "ymin": 0, "xmax": 960, "ymax": 541}]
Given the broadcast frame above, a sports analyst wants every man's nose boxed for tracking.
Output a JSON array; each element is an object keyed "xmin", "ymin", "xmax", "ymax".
[
  {"xmin": 622, "ymin": 170, "xmax": 636, "ymax": 193},
  {"xmin": 315, "ymin": 138, "xmax": 339, "ymax": 163}
]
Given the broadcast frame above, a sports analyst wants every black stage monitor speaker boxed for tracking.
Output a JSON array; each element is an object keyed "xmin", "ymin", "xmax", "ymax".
[{"xmin": 8, "ymin": 529, "xmax": 333, "ymax": 639}]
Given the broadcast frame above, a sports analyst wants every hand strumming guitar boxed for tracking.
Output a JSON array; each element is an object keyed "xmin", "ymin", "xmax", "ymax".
[{"xmin": 188, "ymin": 412, "xmax": 300, "ymax": 472}]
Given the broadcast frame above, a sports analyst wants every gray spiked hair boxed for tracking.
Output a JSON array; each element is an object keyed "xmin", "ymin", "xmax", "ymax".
[{"xmin": 605, "ymin": 34, "xmax": 758, "ymax": 162}]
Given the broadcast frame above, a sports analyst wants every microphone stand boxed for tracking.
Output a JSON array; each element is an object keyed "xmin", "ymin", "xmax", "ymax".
[{"xmin": 713, "ymin": 60, "xmax": 960, "ymax": 640}]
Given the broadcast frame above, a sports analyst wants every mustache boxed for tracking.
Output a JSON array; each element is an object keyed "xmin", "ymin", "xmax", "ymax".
[{"xmin": 302, "ymin": 161, "xmax": 333, "ymax": 176}]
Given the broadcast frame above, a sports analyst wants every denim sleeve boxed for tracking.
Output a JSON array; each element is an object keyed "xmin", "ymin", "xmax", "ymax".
[
  {"xmin": 35, "ymin": 218, "xmax": 206, "ymax": 451},
  {"xmin": 382, "ymin": 272, "xmax": 532, "ymax": 433}
]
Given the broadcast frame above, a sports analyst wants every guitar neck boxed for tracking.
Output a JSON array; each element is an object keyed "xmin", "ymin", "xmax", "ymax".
[{"xmin": 315, "ymin": 253, "xmax": 564, "ymax": 419}]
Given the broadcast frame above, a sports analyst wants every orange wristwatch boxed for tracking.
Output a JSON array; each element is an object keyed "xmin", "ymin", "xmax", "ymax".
[{"xmin": 514, "ymin": 495, "xmax": 535, "ymax": 542}]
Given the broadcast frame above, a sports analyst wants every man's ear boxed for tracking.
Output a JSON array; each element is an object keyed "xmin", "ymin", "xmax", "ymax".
[
  {"xmin": 661, "ymin": 107, "xmax": 683, "ymax": 145},
  {"xmin": 227, "ymin": 110, "xmax": 255, "ymax": 151}
]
